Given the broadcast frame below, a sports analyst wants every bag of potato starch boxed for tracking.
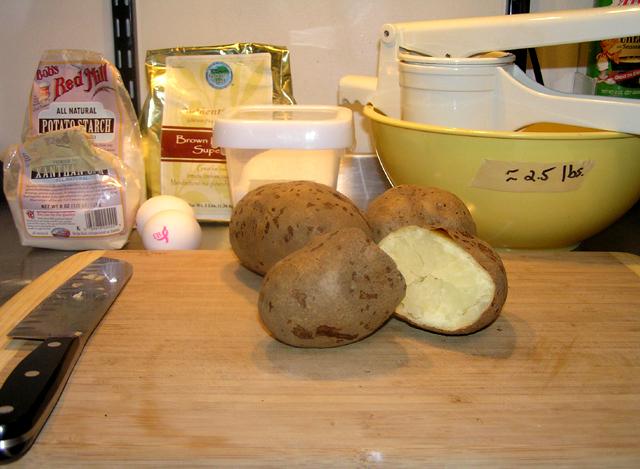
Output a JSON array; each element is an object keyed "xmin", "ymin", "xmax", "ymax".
[{"xmin": 23, "ymin": 49, "xmax": 146, "ymax": 202}]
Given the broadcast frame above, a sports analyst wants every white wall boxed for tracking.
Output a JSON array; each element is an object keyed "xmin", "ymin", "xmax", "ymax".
[
  {"xmin": 135, "ymin": 0, "xmax": 506, "ymax": 108},
  {"xmin": 0, "ymin": 0, "xmax": 598, "ymax": 153}
]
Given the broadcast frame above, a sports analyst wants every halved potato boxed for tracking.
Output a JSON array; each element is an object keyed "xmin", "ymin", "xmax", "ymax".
[
  {"xmin": 378, "ymin": 225, "xmax": 508, "ymax": 334},
  {"xmin": 366, "ymin": 185, "xmax": 477, "ymax": 242}
]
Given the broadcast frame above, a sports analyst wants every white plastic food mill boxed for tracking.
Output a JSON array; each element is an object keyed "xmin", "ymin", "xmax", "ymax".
[{"xmin": 340, "ymin": 6, "xmax": 640, "ymax": 134}]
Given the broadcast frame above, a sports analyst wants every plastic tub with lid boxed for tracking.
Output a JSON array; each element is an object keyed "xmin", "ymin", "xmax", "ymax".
[{"xmin": 213, "ymin": 104, "xmax": 353, "ymax": 205}]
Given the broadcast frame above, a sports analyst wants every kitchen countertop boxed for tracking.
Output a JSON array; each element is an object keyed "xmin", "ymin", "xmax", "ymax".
[{"xmin": 1, "ymin": 154, "xmax": 639, "ymax": 306}]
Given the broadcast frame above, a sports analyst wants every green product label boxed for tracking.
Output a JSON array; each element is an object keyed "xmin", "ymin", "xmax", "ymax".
[{"xmin": 586, "ymin": 0, "xmax": 640, "ymax": 98}]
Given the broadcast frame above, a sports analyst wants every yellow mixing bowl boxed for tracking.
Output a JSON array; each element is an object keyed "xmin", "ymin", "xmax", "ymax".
[{"xmin": 364, "ymin": 104, "xmax": 640, "ymax": 250}]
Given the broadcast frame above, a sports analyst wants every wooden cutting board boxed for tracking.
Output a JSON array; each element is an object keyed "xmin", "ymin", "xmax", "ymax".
[{"xmin": 0, "ymin": 250, "xmax": 639, "ymax": 467}]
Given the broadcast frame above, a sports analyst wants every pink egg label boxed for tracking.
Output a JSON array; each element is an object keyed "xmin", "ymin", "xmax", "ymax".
[{"xmin": 153, "ymin": 226, "xmax": 170, "ymax": 243}]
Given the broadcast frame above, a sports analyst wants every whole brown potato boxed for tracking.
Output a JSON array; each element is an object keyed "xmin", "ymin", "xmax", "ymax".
[
  {"xmin": 378, "ymin": 225, "xmax": 508, "ymax": 335},
  {"xmin": 366, "ymin": 185, "xmax": 476, "ymax": 242},
  {"xmin": 229, "ymin": 181, "xmax": 372, "ymax": 275},
  {"xmin": 258, "ymin": 227, "xmax": 406, "ymax": 348}
]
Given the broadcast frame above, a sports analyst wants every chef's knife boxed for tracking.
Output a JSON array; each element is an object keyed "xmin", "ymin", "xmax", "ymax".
[{"xmin": 0, "ymin": 256, "xmax": 132, "ymax": 462}]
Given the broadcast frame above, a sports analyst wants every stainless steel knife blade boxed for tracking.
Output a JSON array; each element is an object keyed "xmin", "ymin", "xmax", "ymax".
[
  {"xmin": 0, "ymin": 256, "xmax": 132, "ymax": 462},
  {"xmin": 9, "ymin": 257, "xmax": 132, "ymax": 341}
]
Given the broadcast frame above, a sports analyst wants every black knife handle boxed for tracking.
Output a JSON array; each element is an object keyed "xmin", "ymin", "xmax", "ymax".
[{"xmin": 0, "ymin": 336, "xmax": 81, "ymax": 462}]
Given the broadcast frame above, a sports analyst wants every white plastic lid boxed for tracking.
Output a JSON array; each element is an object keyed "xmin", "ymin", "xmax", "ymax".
[{"xmin": 213, "ymin": 105, "xmax": 353, "ymax": 150}]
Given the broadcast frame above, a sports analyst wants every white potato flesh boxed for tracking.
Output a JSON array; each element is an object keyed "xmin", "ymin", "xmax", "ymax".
[{"xmin": 379, "ymin": 226, "xmax": 494, "ymax": 331}]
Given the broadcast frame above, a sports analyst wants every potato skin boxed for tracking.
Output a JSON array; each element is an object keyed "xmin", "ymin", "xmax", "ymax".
[
  {"xmin": 258, "ymin": 228, "xmax": 406, "ymax": 348},
  {"xmin": 396, "ymin": 228, "xmax": 508, "ymax": 335},
  {"xmin": 229, "ymin": 181, "xmax": 372, "ymax": 275},
  {"xmin": 366, "ymin": 185, "xmax": 476, "ymax": 242},
  {"xmin": 446, "ymin": 229, "xmax": 508, "ymax": 334}
]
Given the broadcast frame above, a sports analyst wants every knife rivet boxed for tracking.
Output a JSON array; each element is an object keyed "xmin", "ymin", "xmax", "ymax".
[
  {"xmin": 24, "ymin": 370, "xmax": 40, "ymax": 378},
  {"xmin": 48, "ymin": 341, "xmax": 62, "ymax": 348},
  {"xmin": 0, "ymin": 406, "xmax": 14, "ymax": 415}
]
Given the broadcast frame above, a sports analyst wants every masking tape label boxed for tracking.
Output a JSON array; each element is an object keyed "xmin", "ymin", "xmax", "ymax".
[{"xmin": 471, "ymin": 159, "xmax": 595, "ymax": 193}]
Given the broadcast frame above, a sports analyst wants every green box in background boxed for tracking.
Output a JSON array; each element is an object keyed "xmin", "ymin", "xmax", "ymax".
[{"xmin": 585, "ymin": 0, "xmax": 640, "ymax": 99}]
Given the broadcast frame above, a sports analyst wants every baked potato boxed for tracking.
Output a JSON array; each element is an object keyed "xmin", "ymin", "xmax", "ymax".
[
  {"xmin": 378, "ymin": 225, "xmax": 507, "ymax": 335},
  {"xmin": 366, "ymin": 185, "xmax": 476, "ymax": 242},
  {"xmin": 229, "ymin": 181, "xmax": 372, "ymax": 275},
  {"xmin": 258, "ymin": 227, "xmax": 406, "ymax": 347}
]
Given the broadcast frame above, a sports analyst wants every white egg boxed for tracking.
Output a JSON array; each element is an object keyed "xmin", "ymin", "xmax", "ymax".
[
  {"xmin": 136, "ymin": 195, "xmax": 194, "ymax": 231},
  {"xmin": 141, "ymin": 210, "xmax": 202, "ymax": 251}
]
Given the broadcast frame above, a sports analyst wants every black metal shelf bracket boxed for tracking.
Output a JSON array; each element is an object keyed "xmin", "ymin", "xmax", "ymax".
[
  {"xmin": 111, "ymin": 0, "xmax": 140, "ymax": 114},
  {"xmin": 505, "ymin": 0, "xmax": 544, "ymax": 85}
]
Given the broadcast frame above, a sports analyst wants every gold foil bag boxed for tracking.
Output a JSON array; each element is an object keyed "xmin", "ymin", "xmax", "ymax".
[{"xmin": 140, "ymin": 43, "xmax": 295, "ymax": 221}]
